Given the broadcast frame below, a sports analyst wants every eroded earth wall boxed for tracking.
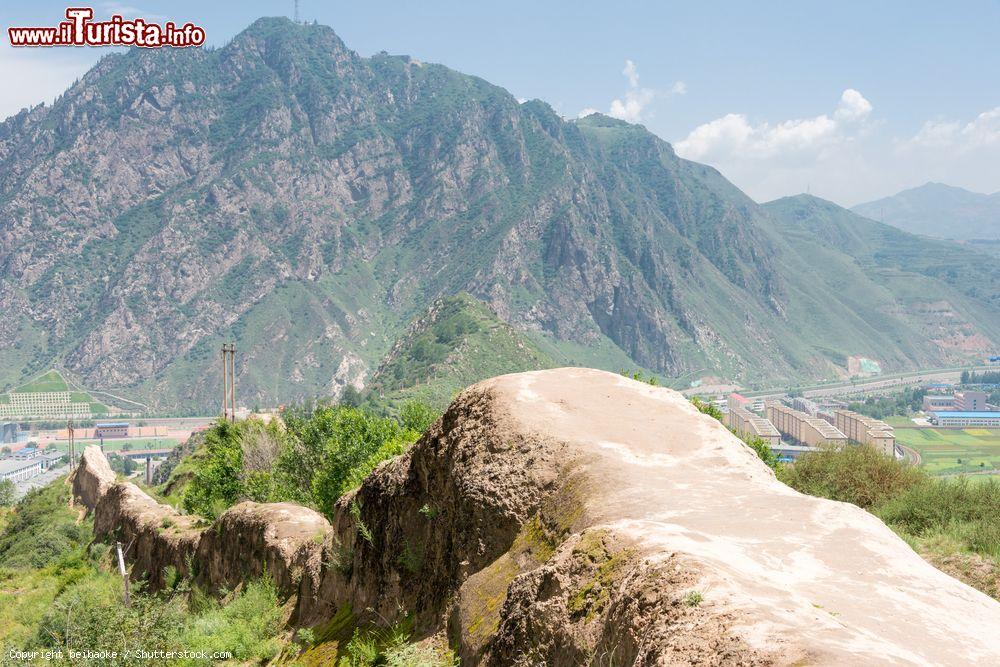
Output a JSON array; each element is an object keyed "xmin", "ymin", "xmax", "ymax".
[{"xmin": 72, "ymin": 368, "xmax": 1000, "ymax": 665}]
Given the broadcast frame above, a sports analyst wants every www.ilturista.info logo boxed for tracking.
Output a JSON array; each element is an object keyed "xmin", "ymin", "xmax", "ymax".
[{"xmin": 8, "ymin": 7, "xmax": 206, "ymax": 48}]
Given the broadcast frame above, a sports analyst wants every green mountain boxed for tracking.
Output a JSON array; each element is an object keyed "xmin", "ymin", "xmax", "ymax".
[
  {"xmin": 852, "ymin": 182, "xmax": 1000, "ymax": 240},
  {"xmin": 1, "ymin": 17, "xmax": 997, "ymax": 412},
  {"xmin": 368, "ymin": 293, "xmax": 557, "ymax": 409},
  {"xmin": 761, "ymin": 195, "xmax": 1000, "ymax": 370}
]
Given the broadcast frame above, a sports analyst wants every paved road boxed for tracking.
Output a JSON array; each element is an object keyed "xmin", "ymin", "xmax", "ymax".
[
  {"xmin": 740, "ymin": 365, "xmax": 993, "ymax": 401},
  {"xmin": 13, "ymin": 463, "xmax": 69, "ymax": 500}
]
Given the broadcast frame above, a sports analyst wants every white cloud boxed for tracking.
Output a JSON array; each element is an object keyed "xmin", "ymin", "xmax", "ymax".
[
  {"xmin": 834, "ymin": 88, "xmax": 872, "ymax": 122},
  {"xmin": 676, "ymin": 89, "xmax": 872, "ymax": 162},
  {"xmin": 673, "ymin": 91, "xmax": 1000, "ymax": 205},
  {"xmin": 902, "ymin": 107, "xmax": 1000, "ymax": 152},
  {"xmin": 580, "ymin": 60, "xmax": 685, "ymax": 123}
]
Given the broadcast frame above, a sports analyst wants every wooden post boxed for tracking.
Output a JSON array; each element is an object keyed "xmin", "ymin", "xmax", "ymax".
[{"xmin": 116, "ymin": 541, "xmax": 131, "ymax": 607}]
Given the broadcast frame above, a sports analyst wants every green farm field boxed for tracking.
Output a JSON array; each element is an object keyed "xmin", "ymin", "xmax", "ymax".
[{"xmin": 891, "ymin": 423, "xmax": 1000, "ymax": 476}]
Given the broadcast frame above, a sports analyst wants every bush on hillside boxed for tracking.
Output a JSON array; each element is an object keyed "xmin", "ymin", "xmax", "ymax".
[
  {"xmin": 777, "ymin": 444, "xmax": 925, "ymax": 509},
  {"xmin": 279, "ymin": 405, "xmax": 424, "ymax": 514},
  {"xmin": 182, "ymin": 418, "xmax": 291, "ymax": 518},
  {"xmin": 183, "ymin": 401, "xmax": 436, "ymax": 520},
  {"xmin": 877, "ymin": 477, "xmax": 1000, "ymax": 558},
  {"xmin": 0, "ymin": 482, "xmax": 89, "ymax": 569}
]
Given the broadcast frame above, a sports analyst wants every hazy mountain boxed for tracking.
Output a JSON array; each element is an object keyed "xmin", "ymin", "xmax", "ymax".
[
  {"xmin": 852, "ymin": 182, "xmax": 1000, "ymax": 240},
  {"xmin": 1, "ymin": 17, "xmax": 997, "ymax": 412}
]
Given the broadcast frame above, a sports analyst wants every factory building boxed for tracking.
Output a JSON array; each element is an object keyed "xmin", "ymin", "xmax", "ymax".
[
  {"xmin": 0, "ymin": 457, "xmax": 42, "ymax": 482},
  {"xmin": 833, "ymin": 410, "xmax": 896, "ymax": 456},
  {"xmin": 726, "ymin": 407, "xmax": 781, "ymax": 447},
  {"xmin": 94, "ymin": 422, "xmax": 129, "ymax": 439},
  {"xmin": 930, "ymin": 412, "xmax": 1000, "ymax": 427},
  {"xmin": 766, "ymin": 403, "xmax": 848, "ymax": 447},
  {"xmin": 922, "ymin": 394, "xmax": 956, "ymax": 412}
]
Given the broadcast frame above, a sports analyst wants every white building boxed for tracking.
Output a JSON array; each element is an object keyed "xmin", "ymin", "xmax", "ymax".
[{"xmin": 0, "ymin": 458, "xmax": 42, "ymax": 482}]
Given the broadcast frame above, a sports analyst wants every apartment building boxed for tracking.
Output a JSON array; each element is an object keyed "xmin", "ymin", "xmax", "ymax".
[
  {"xmin": 833, "ymin": 409, "xmax": 896, "ymax": 456},
  {"xmin": 726, "ymin": 407, "xmax": 781, "ymax": 447},
  {"xmin": 766, "ymin": 403, "xmax": 848, "ymax": 447}
]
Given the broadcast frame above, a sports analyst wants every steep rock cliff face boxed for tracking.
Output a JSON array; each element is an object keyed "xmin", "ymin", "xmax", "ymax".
[
  {"xmin": 195, "ymin": 501, "xmax": 329, "ymax": 603},
  {"xmin": 70, "ymin": 444, "xmax": 115, "ymax": 510}
]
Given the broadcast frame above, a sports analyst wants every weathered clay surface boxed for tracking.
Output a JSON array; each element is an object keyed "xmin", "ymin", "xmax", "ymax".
[
  {"xmin": 195, "ymin": 501, "xmax": 330, "ymax": 603},
  {"xmin": 70, "ymin": 445, "xmax": 116, "ymax": 511},
  {"xmin": 299, "ymin": 368, "xmax": 1000, "ymax": 665},
  {"xmin": 75, "ymin": 369, "xmax": 1000, "ymax": 664}
]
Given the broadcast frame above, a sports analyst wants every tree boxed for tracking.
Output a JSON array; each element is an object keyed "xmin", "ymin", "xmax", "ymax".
[{"xmin": 0, "ymin": 479, "xmax": 15, "ymax": 506}]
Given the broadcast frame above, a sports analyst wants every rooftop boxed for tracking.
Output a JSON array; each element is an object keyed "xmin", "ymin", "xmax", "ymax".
[
  {"xmin": 0, "ymin": 458, "xmax": 41, "ymax": 474},
  {"xmin": 931, "ymin": 411, "xmax": 1000, "ymax": 418}
]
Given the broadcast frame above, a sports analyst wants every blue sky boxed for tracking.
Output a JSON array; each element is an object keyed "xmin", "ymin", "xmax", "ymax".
[{"xmin": 2, "ymin": 1, "xmax": 999, "ymax": 205}]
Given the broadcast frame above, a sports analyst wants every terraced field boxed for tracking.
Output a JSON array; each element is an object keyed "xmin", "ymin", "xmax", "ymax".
[{"xmin": 891, "ymin": 423, "xmax": 1000, "ymax": 476}]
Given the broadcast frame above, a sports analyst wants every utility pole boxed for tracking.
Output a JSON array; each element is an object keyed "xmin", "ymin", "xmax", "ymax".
[
  {"xmin": 67, "ymin": 419, "xmax": 75, "ymax": 467},
  {"xmin": 294, "ymin": 0, "xmax": 300, "ymax": 23},
  {"xmin": 230, "ymin": 343, "xmax": 237, "ymax": 423},
  {"xmin": 221, "ymin": 343, "xmax": 230, "ymax": 421},
  {"xmin": 220, "ymin": 343, "xmax": 237, "ymax": 422}
]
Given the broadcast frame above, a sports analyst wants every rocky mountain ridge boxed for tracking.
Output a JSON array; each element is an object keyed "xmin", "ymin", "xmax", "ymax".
[{"xmin": 2, "ymin": 17, "xmax": 999, "ymax": 411}]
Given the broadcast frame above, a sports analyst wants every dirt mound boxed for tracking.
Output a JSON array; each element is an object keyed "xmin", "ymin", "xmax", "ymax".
[
  {"xmin": 196, "ymin": 501, "xmax": 330, "ymax": 604},
  {"xmin": 299, "ymin": 368, "xmax": 1000, "ymax": 665},
  {"xmin": 74, "ymin": 449, "xmax": 330, "ymax": 601},
  {"xmin": 93, "ymin": 482, "xmax": 204, "ymax": 589},
  {"xmin": 70, "ymin": 444, "xmax": 116, "ymax": 511}
]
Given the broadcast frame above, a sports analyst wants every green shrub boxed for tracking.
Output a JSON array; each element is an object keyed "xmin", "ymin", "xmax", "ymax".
[
  {"xmin": 176, "ymin": 579, "xmax": 284, "ymax": 662},
  {"xmin": 0, "ymin": 479, "xmax": 15, "ymax": 506},
  {"xmin": 777, "ymin": 444, "xmax": 925, "ymax": 509},
  {"xmin": 279, "ymin": 405, "xmax": 421, "ymax": 517},
  {"xmin": 0, "ymin": 481, "xmax": 89, "ymax": 569},
  {"xmin": 182, "ymin": 418, "xmax": 291, "ymax": 518},
  {"xmin": 877, "ymin": 477, "xmax": 1000, "ymax": 558}
]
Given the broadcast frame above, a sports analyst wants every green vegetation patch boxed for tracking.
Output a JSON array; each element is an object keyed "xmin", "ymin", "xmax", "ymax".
[
  {"xmin": 369, "ymin": 293, "xmax": 557, "ymax": 410},
  {"xmin": 567, "ymin": 530, "xmax": 636, "ymax": 622},
  {"xmin": 12, "ymin": 370, "xmax": 69, "ymax": 393}
]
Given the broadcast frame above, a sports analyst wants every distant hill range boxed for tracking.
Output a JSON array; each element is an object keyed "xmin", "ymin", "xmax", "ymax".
[
  {"xmin": 2, "ymin": 17, "xmax": 999, "ymax": 413},
  {"xmin": 853, "ymin": 182, "xmax": 1000, "ymax": 241}
]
